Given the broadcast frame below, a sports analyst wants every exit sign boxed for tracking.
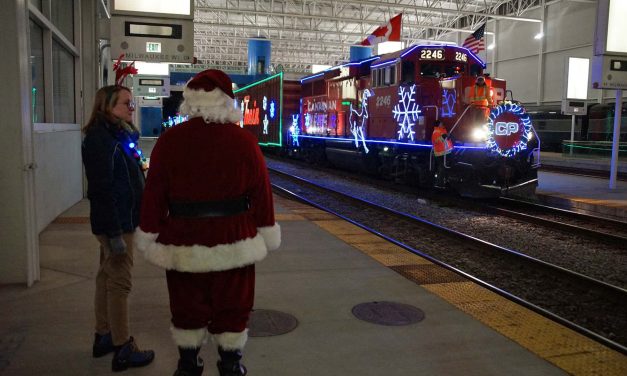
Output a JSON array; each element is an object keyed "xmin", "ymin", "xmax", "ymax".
[{"xmin": 146, "ymin": 42, "xmax": 161, "ymax": 53}]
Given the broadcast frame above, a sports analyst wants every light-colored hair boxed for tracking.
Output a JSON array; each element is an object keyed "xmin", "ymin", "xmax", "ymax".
[
  {"xmin": 83, "ymin": 85, "xmax": 133, "ymax": 133},
  {"xmin": 179, "ymin": 86, "xmax": 241, "ymax": 124}
]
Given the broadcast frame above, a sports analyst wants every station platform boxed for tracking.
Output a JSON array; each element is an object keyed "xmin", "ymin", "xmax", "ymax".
[
  {"xmin": 535, "ymin": 152, "xmax": 627, "ymax": 221},
  {"xmin": 1, "ymin": 195, "xmax": 626, "ymax": 375}
]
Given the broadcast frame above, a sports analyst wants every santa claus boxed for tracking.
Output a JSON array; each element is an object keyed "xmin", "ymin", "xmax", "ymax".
[{"xmin": 134, "ymin": 69, "xmax": 281, "ymax": 376}]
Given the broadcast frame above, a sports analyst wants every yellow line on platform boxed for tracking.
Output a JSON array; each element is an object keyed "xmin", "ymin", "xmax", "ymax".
[{"xmin": 277, "ymin": 195, "xmax": 627, "ymax": 376}]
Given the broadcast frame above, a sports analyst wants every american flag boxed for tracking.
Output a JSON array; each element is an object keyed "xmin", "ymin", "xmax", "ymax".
[{"xmin": 462, "ymin": 23, "xmax": 486, "ymax": 54}]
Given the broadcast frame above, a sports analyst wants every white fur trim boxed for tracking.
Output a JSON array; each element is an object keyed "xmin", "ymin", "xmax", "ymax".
[
  {"xmin": 258, "ymin": 223, "xmax": 281, "ymax": 251},
  {"xmin": 213, "ymin": 330, "xmax": 248, "ymax": 351},
  {"xmin": 171, "ymin": 326, "xmax": 208, "ymax": 348},
  {"xmin": 179, "ymin": 87, "xmax": 241, "ymax": 124},
  {"xmin": 134, "ymin": 227, "xmax": 268, "ymax": 272}
]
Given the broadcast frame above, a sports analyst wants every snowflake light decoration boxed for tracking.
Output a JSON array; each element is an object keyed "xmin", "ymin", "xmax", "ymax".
[
  {"xmin": 270, "ymin": 100, "xmax": 276, "ymax": 119},
  {"xmin": 441, "ymin": 89, "xmax": 456, "ymax": 118},
  {"xmin": 262, "ymin": 96, "xmax": 268, "ymax": 111},
  {"xmin": 392, "ymin": 85, "xmax": 421, "ymax": 141}
]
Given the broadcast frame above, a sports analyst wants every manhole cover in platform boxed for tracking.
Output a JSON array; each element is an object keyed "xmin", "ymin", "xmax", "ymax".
[
  {"xmin": 352, "ymin": 301, "xmax": 425, "ymax": 326},
  {"xmin": 248, "ymin": 309, "xmax": 298, "ymax": 337}
]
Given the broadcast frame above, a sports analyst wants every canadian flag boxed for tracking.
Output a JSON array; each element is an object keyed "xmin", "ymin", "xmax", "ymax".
[{"xmin": 360, "ymin": 13, "xmax": 402, "ymax": 46}]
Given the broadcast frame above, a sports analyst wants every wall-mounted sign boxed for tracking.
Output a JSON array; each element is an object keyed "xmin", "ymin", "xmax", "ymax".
[
  {"xmin": 132, "ymin": 75, "xmax": 171, "ymax": 97},
  {"xmin": 594, "ymin": 0, "xmax": 627, "ymax": 56},
  {"xmin": 111, "ymin": 0, "xmax": 193, "ymax": 19},
  {"xmin": 111, "ymin": 16, "xmax": 193, "ymax": 63},
  {"xmin": 592, "ymin": 54, "xmax": 627, "ymax": 90},
  {"xmin": 146, "ymin": 42, "xmax": 161, "ymax": 53}
]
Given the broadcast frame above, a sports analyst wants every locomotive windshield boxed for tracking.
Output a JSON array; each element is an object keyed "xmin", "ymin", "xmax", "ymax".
[{"xmin": 420, "ymin": 63, "xmax": 465, "ymax": 79}]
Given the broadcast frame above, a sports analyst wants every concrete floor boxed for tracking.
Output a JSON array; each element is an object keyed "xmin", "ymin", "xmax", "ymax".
[{"xmin": 0, "ymin": 198, "xmax": 569, "ymax": 375}]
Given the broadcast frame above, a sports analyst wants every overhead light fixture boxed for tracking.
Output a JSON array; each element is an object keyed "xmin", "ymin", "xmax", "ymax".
[{"xmin": 534, "ymin": 32, "xmax": 544, "ymax": 40}]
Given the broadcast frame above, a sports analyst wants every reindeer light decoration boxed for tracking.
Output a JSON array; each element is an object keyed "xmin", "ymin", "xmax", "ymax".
[{"xmin": 349, "ymin": 89, "xmax": 373, "ymax": 153}]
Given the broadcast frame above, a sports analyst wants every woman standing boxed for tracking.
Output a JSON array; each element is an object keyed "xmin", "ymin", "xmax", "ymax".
[{"xmin": 81, "ymin": 85, "xmax": 154, "ymax": 372}]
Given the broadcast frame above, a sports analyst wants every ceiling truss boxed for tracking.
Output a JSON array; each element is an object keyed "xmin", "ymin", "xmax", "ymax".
[{"xmin": 192, "ymin": 0, "xmax": 544, "ymax": 75}]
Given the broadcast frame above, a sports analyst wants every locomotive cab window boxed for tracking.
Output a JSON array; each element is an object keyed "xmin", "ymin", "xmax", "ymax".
[
  {"xmin": 401, "ymin": 60, "xmax": 416, "ymax": 84},
  {"xmin": 384, "ymin": 65, "xmax": 396, "ymax": 86},
  {"xmin": 420, "ymin": 63, "xmax": 441, "ymax": 78},
  {"xmin": 469, "ymin": 63, "xmax": 483, "ymax": 77},
  {"xmin": 372, "ymin": 66, "xmax": 397, "ymax": 87},
  {"xmin": 444, "ymin": 64, "xmax": 464, "ymax": 78}
]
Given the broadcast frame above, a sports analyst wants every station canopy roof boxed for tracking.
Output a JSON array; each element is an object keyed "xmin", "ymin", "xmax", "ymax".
[{"xmin": 190, "ymin": 0, "xmax": 543, "ymax": 75}]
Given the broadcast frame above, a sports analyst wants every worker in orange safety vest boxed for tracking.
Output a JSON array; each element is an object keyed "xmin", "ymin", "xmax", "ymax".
[
  {"xmin": 470, "ymin": 76, "xmax": 493, "ymax": 107},
  {"xmin": 431, "ymin": 120, "xmax": 453, "ymax": 187}
]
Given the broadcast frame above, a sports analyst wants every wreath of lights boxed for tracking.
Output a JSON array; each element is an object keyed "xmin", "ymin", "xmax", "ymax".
[{"xmin": 486, "ymin": 101, "xmax": 532, "ymax": 157}]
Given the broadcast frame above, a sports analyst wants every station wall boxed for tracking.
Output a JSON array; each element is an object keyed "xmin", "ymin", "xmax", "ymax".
[
  {"xmin": 487, "ymin": 0, "xmax": 599, "ymax": 105},
  {"xmin": 33, "ymin": 127, "xmax": 83, "ymax": 233}
]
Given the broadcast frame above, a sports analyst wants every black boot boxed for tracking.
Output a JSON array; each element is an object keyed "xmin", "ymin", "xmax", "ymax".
[
  {"xmin": 173, "ymin": 347, "xmax": 204, "ymax": 376},
  {"xmin": 111, "ymin": 337, "xmax": 155, "ymax": 372},
  {"xmin": 92, "ymin": 332, "xmax": 114, "ymax": 358},
  {"xmin": 217, "ymin": 347, "xmax": 247, "ymax": 376}
]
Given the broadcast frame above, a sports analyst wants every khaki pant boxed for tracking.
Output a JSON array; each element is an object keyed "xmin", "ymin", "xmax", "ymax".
[{"xmin": 94, "ymin": 233, "xmax": 134, "ymax": 346}]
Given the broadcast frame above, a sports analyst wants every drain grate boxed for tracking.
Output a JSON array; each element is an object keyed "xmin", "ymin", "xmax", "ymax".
[
  {"xmin": 248, "ymin": 309, "xmax": 298, "ymax": 337},
  {"xmin": 352, "ymin": 301, "xmax": 425, "ymax": 326}
]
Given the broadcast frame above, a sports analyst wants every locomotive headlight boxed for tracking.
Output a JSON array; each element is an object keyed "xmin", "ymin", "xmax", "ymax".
[{"xmin": 471, "ymin": 125, "xmax": 489, "ymax": 142}]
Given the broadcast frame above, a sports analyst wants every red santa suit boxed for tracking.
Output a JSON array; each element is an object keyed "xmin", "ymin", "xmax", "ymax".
[{"xmin": 134, "ymin": 70, "xmax": 280, "ymax": 354}]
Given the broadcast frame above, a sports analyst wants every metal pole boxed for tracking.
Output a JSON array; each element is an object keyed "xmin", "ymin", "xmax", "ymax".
[
  {"xmin": 609, "ymin": 89, "xmax": 623, "ymax": 189},
  {"xmin": 570, "ymin": 114, "xmax": 575, "ymax": 155}
]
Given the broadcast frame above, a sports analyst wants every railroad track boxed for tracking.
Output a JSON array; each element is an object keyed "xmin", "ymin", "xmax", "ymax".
[
  {"xmin": 268, "ymin": 167, "xmax": 627, "ymax": 354},
  {"xmin": 489, "ymin": 197, "xmax": 627, "ymax": 245}
]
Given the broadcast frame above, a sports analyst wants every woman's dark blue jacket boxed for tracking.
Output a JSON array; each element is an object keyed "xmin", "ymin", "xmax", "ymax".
[{"xmin": 82, "ymin": 116, "xmax": 145, "ymax": 237}]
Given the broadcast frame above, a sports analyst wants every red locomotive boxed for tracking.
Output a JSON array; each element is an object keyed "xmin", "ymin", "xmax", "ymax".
[{"xmin": 234, "ymin": 44, "xmax": 540, "ymax": 198}]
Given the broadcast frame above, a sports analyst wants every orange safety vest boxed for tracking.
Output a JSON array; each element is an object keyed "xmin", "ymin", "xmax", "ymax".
[
  {"xmin": 431, "ymin": 125, "xmax": 453, "ymax": 156},
  {"xmin": 471, "ymin": 84, "xmax": 493, "ymax": 107}
]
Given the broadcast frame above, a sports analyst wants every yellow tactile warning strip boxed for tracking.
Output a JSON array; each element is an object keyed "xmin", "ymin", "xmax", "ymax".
[{"xmin": 273, "ymin": 195, "xmax": 627, "ymax": 375}]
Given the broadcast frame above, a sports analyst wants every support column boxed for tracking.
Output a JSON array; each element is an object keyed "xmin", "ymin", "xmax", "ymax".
[
  {"xmin": 0, "ymin": 0, "xmax": 39, "ymax": 285},
  {"xmin": 536, "ymin": 1, "xmax": 547, "ymax": 106}
]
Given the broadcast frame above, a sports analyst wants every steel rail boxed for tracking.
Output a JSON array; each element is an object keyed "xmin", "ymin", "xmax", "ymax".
[{"xmin": 268, "ymin": 167, "xmax": 627, "ymax": 354}]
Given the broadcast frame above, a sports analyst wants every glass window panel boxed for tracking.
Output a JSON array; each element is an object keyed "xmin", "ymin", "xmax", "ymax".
[
  {"xmin": 51, "ymin": 0, "xmax": 74, "ymax": 42},
  {"xmin": 52, "ymin": 40, "xmax": 75, "ymax": 123},
  {"xmin": 29, "ymin": 19, "xmax": 45, "ymax": 123}
]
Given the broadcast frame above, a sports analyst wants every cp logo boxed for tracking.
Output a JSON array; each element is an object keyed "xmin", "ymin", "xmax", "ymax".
[{"xmin": 495, "ymin": 122, "xmax": 519, "ymax": 136}]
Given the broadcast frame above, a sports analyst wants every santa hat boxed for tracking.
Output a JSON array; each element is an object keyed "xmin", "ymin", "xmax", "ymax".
[
  {"xmin": 186, "ymin": 69, "xmax": 235, "ymax": 99},
  {"xmin": 179, "ymin": 69, "xmax": 241, "ymax": 124}
]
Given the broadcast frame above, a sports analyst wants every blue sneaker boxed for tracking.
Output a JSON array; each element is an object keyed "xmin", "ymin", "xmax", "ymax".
[
  {"xmin": 111, "ymin": 336, "xmax": 155, "ymax": 372},
  {"xmin": 93, "ymin": 332, "xmax": 114, "ymax": 358}
]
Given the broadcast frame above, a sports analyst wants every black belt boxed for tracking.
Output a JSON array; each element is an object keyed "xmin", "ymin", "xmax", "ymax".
[{"xmin": 169, "ymin": 197, "xmax": 250, "ymax": 218}]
